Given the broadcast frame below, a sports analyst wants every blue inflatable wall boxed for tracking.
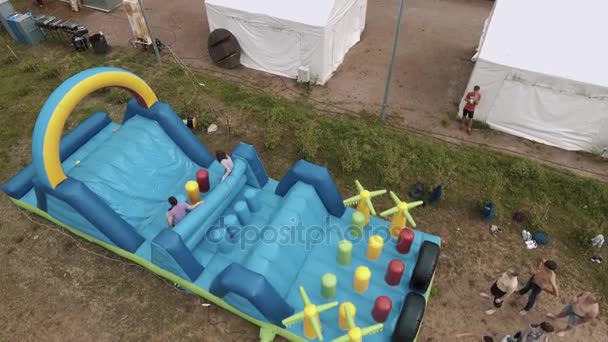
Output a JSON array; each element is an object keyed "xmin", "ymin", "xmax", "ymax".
[
  {"xmin": 275, "ymin": 160, "xmax": 346, "ymax": 217},
  {"xmin": 2, "ymin": 112, "xmax": 112, "ymax": 199}
]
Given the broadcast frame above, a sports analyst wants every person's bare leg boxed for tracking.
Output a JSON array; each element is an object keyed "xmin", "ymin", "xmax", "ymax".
[
  {"xmin": 479, "ymin": 292, "xmax": 491, "ymax": 298},
  {"xmin": 467, "ymin": 118, "xmax": 473, "ymax": 135},
  {"xmin": 556, "ymin": 325, "xmax": 572, "ymax": 337},
  {"xmin": 485, "ymin": 308, "xmax": 497, "ymax": 315},
  {"xmin": 547, "ymin": 310, "xmax": 567, "ymax": 319}
]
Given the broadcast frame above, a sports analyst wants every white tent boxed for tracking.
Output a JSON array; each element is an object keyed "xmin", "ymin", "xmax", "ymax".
[
  {"xmin": 205, "ymin": 0, "xmax": 367, "ymax": 85},
  {"xmin": 462, "ymin": 0, "xmax": 608, "ymax": 157}
]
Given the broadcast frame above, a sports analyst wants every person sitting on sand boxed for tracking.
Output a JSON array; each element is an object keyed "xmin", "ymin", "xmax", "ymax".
[
  {"xmin": 480, "ymin": 269, "xmax": 519, "ymax": 315},
  {"xmin": 216, "ymin": 150, "xmax": 233, "ymax": 182},
  {"xmin": 518, "ymin": 258, "xmax": 559, "ymax": 315},
  {"xmin": 546, "ymin": 291, "xmax": 600, "ymax": 337},
  {"xmin": 166, "ymin": 196, "xmax": 202, "ymax": 228}
]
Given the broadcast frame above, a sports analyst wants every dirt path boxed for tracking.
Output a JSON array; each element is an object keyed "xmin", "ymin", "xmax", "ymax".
[{"xmin": 24, "ymin": 0, "xmax": 606, "ymax": 181}]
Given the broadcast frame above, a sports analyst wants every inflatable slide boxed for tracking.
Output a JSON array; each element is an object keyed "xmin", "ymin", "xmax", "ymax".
[{"xmin": 2, "ymin": 68, "xmax": 441, "ymax": 342}]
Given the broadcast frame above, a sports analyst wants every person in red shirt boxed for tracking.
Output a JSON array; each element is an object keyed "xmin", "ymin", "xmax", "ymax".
[{"xmin": 461, "ymin": 85, "xmax": 481, "ymax": 135}]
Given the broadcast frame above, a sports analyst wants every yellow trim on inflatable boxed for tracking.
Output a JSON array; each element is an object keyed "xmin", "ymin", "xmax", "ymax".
[{"xmin": 43, "ymin": 71, "xmax": 158, "ymax": 188}]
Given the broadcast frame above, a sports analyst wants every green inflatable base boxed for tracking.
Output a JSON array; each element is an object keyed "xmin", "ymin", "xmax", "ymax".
[{"xmin": 10, "ymin": 197, "xmax": 437, "ymax": 342}]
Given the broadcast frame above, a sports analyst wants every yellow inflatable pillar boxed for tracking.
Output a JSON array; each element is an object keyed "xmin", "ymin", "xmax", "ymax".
[
  {"xmin": 354, "ymin": 266, "xmax": 371, "ymax": 293},
  {"xmin": 339, "ymin": 302, "xmax": 356, "ymax": 330},
  {"xmin": 303, "ymin": 305, "xmax": 321, "ymax": 339},
  {"xmin": 366, "ymin": 235, "xmax": 384, "ymax": 261},
  {"xmin": 356, "ymin": 200, "xmax": 371, "ymax": 224},
  {"xmin": 389, "ymin": 212, "xmax": 406, "ymax": 238},
  {"xmin": 185, "ymin": 181, "xmax": 200, "ymax": 204}
]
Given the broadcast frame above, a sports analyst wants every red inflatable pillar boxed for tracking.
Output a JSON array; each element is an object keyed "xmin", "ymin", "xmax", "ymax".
[
  {"xmin": 372, "ymin": 296, "xmax": 392, "ymax": 323},
  {"xmin": 196, "ymin": 169, "xmax": 209, "ymax": 192},
  {"xmin": 396, "ymin": 228, "xmax": 415, "ymax": 254},
  {"xmin": 385, "ymin": 259, "xmax": 405, "ymax": 286}
]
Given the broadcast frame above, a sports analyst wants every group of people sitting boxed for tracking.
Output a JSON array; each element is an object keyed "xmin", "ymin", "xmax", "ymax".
[
  {"xmin": 165, "ymin": 150, "xmax": 233, "ymax": 228},
  {"xmin": 478, "ymin": 258, "xmax": 600, "ymax": 341}
]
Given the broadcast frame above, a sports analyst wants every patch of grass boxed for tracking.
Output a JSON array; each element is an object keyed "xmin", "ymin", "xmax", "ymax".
[
  {"xmin": 472, "ymin": 120, "xmax": 491, "ymax": 130},
  {"xmin": 38, "ymin": 63, "xmax": 61, "ymax": 80},
  {"xmin": 261, "ymin": 106, "xmax": 287, "ymax": 150},
  {"xmin": 230, "ymin": 127, "xmax": 245, "ymax": 137},
  {"xmin": 337, "ymin": 138, "xmax": 363, "ymax": 174},
  {"xmin": 379, "ymin": 142, "xmax": 403, "ymax": 187},
  {"xmin": 105, "ymin": 89, "xmax": 132, "ymax": 105},
  {"xmin": 0, "ymin": 53, "xmax": 18, "ymax": 65},
  {"xmin": 430, "ymin": 285, "xmax": 442, "ymax": 298},
  {"xmin": 10, "ymin": 83, "xmax": 31, "ymax": 98},
  {"xmin": 295, "ymin": 120, "xmax": 320, "ymax": 160},
  {"xmin": 166, "ymin": 64, "xmax": 184, "ymax": 76},
  {"xmin": 198, "ymin": 110, "xmax": 216, "ymax": 130},
  {"xmin": 17, "ymin": 60, "xmax": 39, "ymax": 73},
  {"xmin": 62, "ymin": 54, "xmax": 89, "ymax": 78}
]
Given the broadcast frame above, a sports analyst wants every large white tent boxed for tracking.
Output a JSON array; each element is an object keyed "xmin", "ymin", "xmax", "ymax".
[
  {"xmin": 462, "ymin": 0, "xmax": 608, "ymax": 157},
  {"xmin": 205, "ymin": 0, "xmax": 367, "ymax": 85}
]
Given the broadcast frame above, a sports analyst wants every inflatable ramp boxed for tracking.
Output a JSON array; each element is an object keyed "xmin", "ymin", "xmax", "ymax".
[{"xmin": 2, "ymin": 68, "xmax": 441, "ymax": 342}]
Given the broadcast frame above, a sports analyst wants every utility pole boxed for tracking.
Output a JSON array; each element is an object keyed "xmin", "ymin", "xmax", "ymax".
[
  {"xmin": 138, "ymin": 0, "xmax": 161, "ymax": 64},
  {"xmin": 380, "ymin": 0, "xmax": 406, "ymax": 121}
]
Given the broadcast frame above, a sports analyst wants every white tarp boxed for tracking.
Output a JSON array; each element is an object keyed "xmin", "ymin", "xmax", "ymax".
[
  {"xmin": 205, "ymin": 0, "xmax": 367, "ymax": 84},
  {"xmin": 462, "ymin": 0, "xmax": 608, "ymax": 156}
]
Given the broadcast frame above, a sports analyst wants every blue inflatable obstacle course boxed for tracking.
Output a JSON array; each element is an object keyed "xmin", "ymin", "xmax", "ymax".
[{"xmin": 1, "ymin": 68, "xmax": 441, "ymax": 342}]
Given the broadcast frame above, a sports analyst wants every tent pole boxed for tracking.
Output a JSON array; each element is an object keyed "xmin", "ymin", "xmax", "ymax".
[
  {"xmin": 138, "ymin": 0, "xmax": 162, "ymax": 64},
  {"xmin": 381, "ymin": 0, "xmax": 406, "ymax": 121}
]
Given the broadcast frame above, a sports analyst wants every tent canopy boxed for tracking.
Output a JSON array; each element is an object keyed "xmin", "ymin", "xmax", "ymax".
[
  {"xmin": 205, "ymin": 0, "xmax": 366, "ymax": 84},
  {"xmin": 206, "ymin": 0, "xmax": 349, "ymax": 27},
  {"xmin": 479, "ymin": 0, "xmax": 608, "ymax": 89},
  {"xmin": 465, "ymin": 0, "xmax": 608, "ymax": 156}
]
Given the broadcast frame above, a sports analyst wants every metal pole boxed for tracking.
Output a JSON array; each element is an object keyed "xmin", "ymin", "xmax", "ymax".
[
  {"xmin": 380, "ymin": 0, "xmax": 406, "ymax": 121},
  {"xmin": 138, "ymin": 0, "xmax": 161, "ymax": 64}
]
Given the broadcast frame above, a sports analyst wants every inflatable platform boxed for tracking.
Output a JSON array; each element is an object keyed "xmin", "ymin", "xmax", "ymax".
[{"xmin": 2, "ymin": 68, "xmax": 440, "ymax": 342}]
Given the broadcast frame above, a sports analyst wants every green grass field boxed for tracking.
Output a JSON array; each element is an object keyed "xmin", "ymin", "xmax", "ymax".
[{"xmin": 1, "ymin": 32, "xmax": 606, "ymax": 301}]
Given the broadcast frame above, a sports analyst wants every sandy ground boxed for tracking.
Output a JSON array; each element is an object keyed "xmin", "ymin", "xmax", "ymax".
[
  {"xmin": 1, "ymin": 0, "xmax": 607, "ymax": 341},
  {"xmin": 2, "ymin": 183, "xmax": 607, "ymax": 342},
  {"xmin": 22, "ymin": 0, "xmax": 607, "ymax": 181}
]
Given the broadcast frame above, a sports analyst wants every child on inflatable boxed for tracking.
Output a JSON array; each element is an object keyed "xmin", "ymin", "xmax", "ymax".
[
  {"xmin": 216, "ymin": 150, "xmax": 233, "ymax": 182},
  {"xmin": 166, "ymin": 196, "xmax": 202, "ymax": 228}
]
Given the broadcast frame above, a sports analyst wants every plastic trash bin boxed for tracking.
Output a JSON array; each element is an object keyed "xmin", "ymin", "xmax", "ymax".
[
  {"xmin": 482, "ymin": 202, "xmax": 494, "ymax": 221},
  {"xmin": 90, "ymin": 32, "xmax": 109, "ymax": 54}
]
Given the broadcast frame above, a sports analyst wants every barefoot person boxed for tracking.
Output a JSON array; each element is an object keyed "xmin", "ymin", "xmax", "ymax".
[
  {"xmin": 547, "ymin": 291, "xmax": 600, "ymax": 337},
  {"xmin": 518, "ymin": 259, "xmax": 559, "ymax": 315},
  {"xmin": 461, "ymin": 85, "xmax": 481, "ymax": 135},
  {"xmin": 480, "ymin": 269, "xmax": 519, "ymax": 315},
  {"xmin": 590, "ymin": 234, "xmax": 604, "ymax": 264}
]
